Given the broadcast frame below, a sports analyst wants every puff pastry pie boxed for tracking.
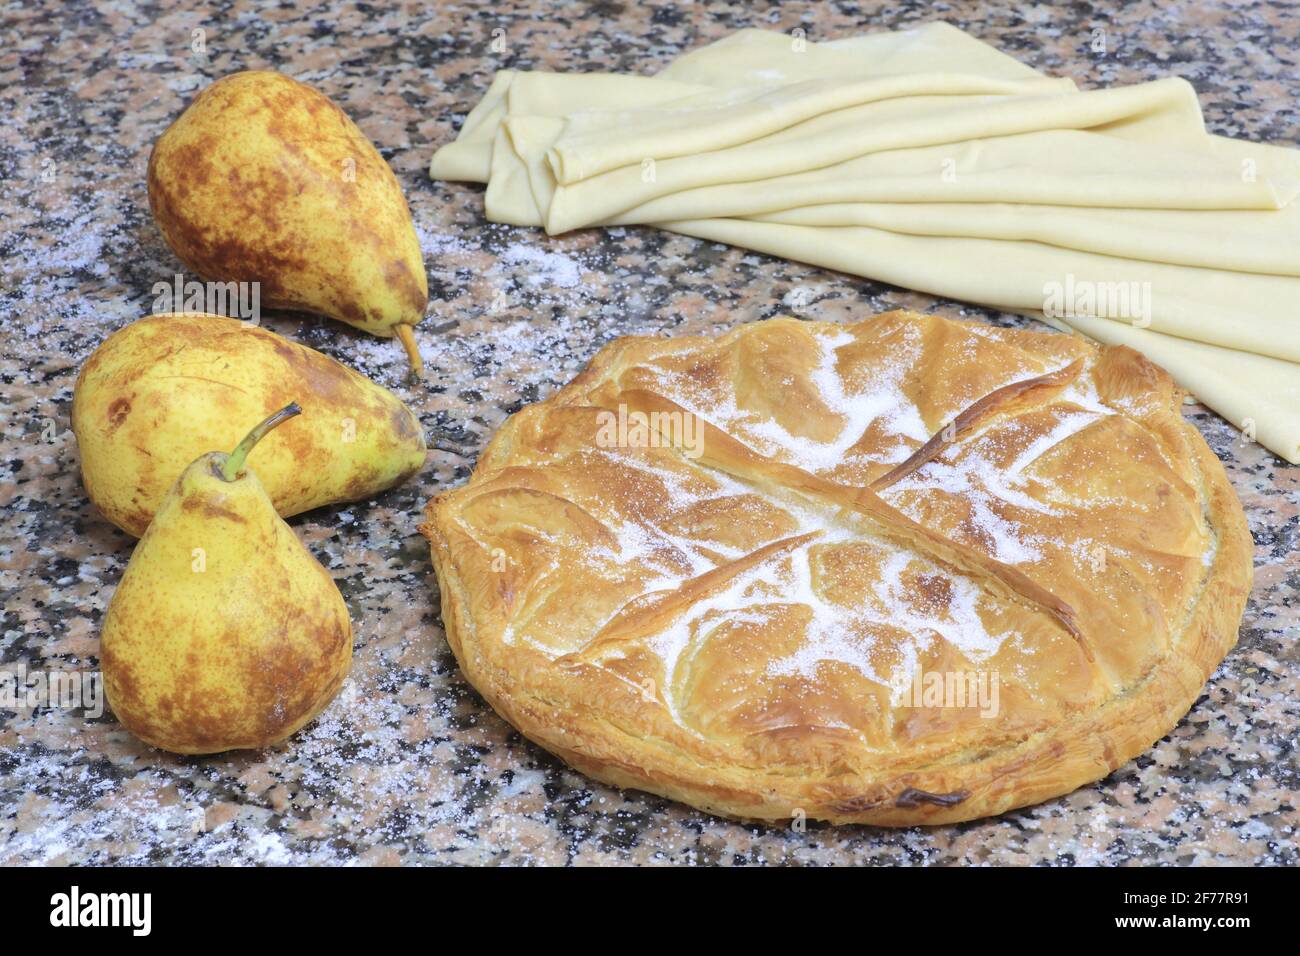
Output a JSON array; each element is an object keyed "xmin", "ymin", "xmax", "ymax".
[{"xmin": 421, "ymin": 311, "xmax": 1251, "ymax": 824}]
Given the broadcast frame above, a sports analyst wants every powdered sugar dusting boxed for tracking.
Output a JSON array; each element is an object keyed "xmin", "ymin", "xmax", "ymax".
[
  {"xmin": 467, "ymin": 318, "xmax": 1187, "ymax": 744},
  {"xmin": 765, "ymin": 544, "xmax": 1012, "ymax": 688},
  {"xmin": 646, "ymin": 324, "xmax": 929, "ymax": 472},
  {"xmin": 885, "ymin": 402, "xmax": 1110, "ymax": 564}
]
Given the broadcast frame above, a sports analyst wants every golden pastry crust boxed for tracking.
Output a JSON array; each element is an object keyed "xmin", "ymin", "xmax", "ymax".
[{"xmin": 421, "ymin": 311, "xmax": 1252, "ymax": 825}]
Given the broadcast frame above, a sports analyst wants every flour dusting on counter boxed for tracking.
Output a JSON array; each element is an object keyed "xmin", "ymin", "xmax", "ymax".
[{"xmin": 1, "ymin": 0, "xmax": 1294, "ymax": 867}]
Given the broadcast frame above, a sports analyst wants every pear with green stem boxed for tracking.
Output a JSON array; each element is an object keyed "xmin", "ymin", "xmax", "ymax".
[{"xmin": 101, "ymin": 403, "xmax": 353, "ymax": 755}]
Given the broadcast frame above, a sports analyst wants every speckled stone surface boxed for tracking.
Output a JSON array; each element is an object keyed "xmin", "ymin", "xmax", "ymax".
[{"xmin": 2, "ymin": 0, "xmax": 1296, "ymax": 866}]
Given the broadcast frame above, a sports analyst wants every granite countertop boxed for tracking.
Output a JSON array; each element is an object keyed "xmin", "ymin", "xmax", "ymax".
[{"xmin": 2, "ymin": 0, "xmax": 1296, "ymax": 866}]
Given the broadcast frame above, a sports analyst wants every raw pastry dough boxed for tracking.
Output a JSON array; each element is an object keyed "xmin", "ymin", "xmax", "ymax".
[
  {"xmin": 663, "ymin": 217, "xmax": 1300, "ymax": 361},
  {"xmin": 758, "ymin": 199, "xmax": 1300, "ymax": 276},
  {"xmin": 603, "ymin": 132, "xmax": 1296, "ymax": 225},
  {"xmin": 422, "ymin": 312, "xmax": 1252, "ymax": 824},
  {"xmin": 429, "ymin": 23, "xmax": 1300, "ymax": 463}
]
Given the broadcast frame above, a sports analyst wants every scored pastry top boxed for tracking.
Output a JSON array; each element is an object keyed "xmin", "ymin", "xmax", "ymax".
[{"xmin": 423, "ymin": 311, "xmax": 1250, "ymax": 824}]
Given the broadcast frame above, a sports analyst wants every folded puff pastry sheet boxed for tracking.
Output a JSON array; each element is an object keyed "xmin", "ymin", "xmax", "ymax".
[
  {"xmin": 421, "ymin": 311, "xmax": 1252, "ymax": 824},
  {"xmin": 430, "ymin": 22, "xmax": 1300, "ymax": 463}
]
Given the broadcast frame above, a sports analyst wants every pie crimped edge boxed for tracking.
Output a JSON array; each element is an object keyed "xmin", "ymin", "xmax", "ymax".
[{"xmin": 420, "ymin": 311, "xmax": 1252, "ymax": 825}]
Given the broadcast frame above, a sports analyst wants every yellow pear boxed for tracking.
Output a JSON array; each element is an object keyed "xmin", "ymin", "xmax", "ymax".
[
  {"xmin": 73, "ymin": 313, "xmax": 427, "ymax": 537},
  {"xmin": 147, "ymin": 70, "xmax": 428, "ymax": 375},
  {"xmin": 101, "ymin": 404, "xmax": 352, "ymax": 754}
]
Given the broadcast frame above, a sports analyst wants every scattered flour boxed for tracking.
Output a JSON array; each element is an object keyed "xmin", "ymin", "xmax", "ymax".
[{"xmin": 500, "ymin": 242, "xmax": 583, "ymax": 289}]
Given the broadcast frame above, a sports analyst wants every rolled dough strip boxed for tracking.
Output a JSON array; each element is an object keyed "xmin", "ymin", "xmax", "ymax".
[
  {"xmin": 659, "ymin": 217, "xmax": 1300, "ymax": 362},
  {"xmin": 759, "ymin": 199, "xmax": 1300, "ymax": 276},
  {"xmin": 547, "ymin": 73, "xmax": 1075, "ymax": 184},
  {"xmin": 544, "ymin": 78, "xmax": 1206, "ymax": 234},
  {"xmin": 601, "ymin": 130, "xmax": 1294, "ymax": 226}
]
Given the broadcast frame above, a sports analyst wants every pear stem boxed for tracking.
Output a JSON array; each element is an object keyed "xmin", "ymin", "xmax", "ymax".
[
  {"xmin": 396, "ymin": 324, "xmax": 423, "ymax": 381},
  {"xmin": 221, "ymin": 402, "xmax": 302, "ymax": 482}
]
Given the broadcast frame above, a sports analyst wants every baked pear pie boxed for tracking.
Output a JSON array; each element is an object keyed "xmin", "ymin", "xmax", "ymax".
[{"xmin": 421, "ymin": 311, "xmax": 1251, "ymax": 825}]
